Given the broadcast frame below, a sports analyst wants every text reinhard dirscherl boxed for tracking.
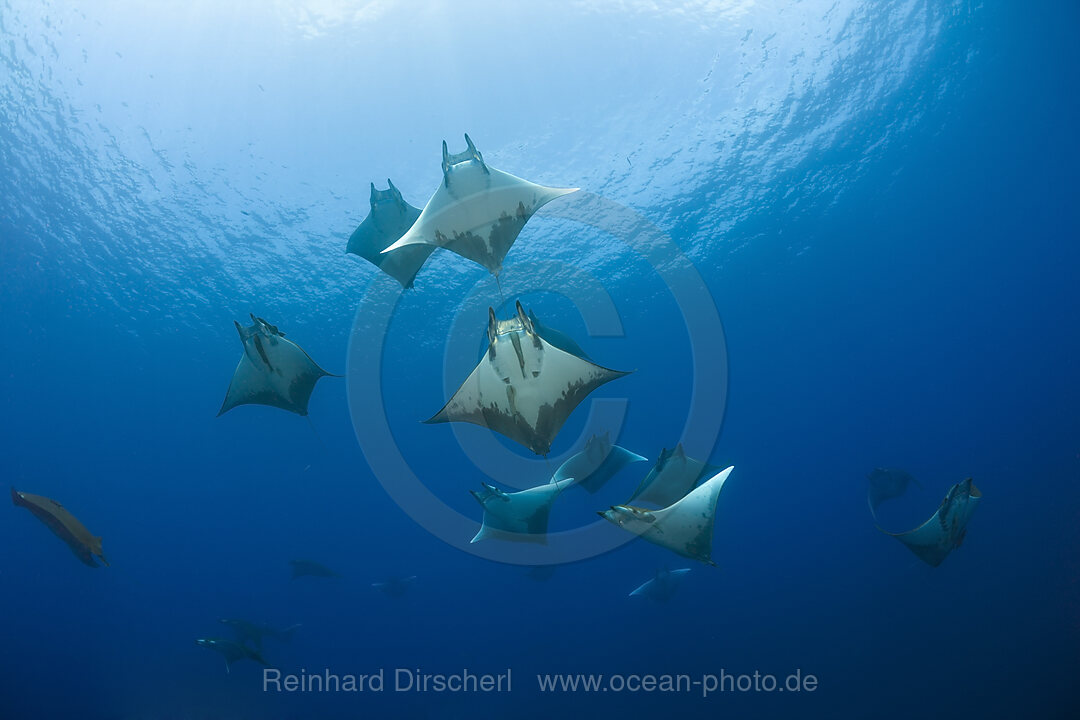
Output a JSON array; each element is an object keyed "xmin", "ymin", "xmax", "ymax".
[
  {"xmin": 263, "ymin": 668, "xmax": 512, "ymax": 694},
  {"xmin": 262, "ymin": 668, "xmax": 819, "ymax": 698}
]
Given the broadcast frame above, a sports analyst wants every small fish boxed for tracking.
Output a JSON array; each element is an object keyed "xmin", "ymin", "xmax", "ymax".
[{"xmin": 11, "ymin": 488, "xmax": 108, "ymax": 567}]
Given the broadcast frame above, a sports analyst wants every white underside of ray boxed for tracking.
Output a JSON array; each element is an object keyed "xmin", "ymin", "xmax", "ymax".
[
  {"xmin": 879, "ymin": 479, "xmax": 981, "ymax": 567},
  {"xmin": 471, "ymin": 478, "xmax": 575, "ymax": 544},
  {"xmin": 382, "ymin": 160, "xmax": 577, "ymax": 274},
  {"xmin": 629, "ymin": 568, "xmax": 691, "ymax": 598},
  {"xmin": 220, "ymin": 331, "xmax": 329, "ymax": 416},
  {"xmin": 429, "ymin": 325, "xmax": 627, "ymax": 455},
  {"xmin": 603, "ymin": 466, "xmax": 734, "ymax": 565}
]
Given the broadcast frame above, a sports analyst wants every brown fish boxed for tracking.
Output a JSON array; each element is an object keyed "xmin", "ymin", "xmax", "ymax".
[{"xmin": 11, "ymin": 487, "xmax": 108, "ymax": 567}]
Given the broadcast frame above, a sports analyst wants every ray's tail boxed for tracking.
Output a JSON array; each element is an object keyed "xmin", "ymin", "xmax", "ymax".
[{"xmin": 306, "ymin": 415, "xmax": 329, "ymax": 456}]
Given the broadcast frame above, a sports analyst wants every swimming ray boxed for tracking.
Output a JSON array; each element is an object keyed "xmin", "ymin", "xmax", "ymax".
[
  {"xmin": 866, "ymin": 467, "xmax": 921, "ymax": 520},
  {"xmin": 600, "ymin": 466, "xmax": 734, "ymax": 565},
  {"xmin": 346, "ymin": 179, "xmax": 433, "ymax": 288},
  {"xmin": 218, "ymin": 314, "xmax": 338, "ymax": 417},
  {"xmin": 628, "ymin": 444, "xmax": 721, "ymax": 507},
  {"xmin": 195, "ymin": 638, "xmax": 268, "ymax": 674},
  {"xmin": 470, "ymin": 477, "xmax": 576, "ymax": 544},
  {"xmin": 550, "ymin": 432, "xmax": 647, "ymax": 494},
  {"xmin": 629, "ymin": 567, "xmax": 691, "ymax": 603},
  {"xmin": 11, "ymin": 488, "xmax": 108, "ymax": 567},
  {"xmin": 218, "ymin": 619, "xmax": 301, "ymax": 651},
  {"xmin": 382, "ymin": 134, "xmax": 577, "ymax": 275},
  {"xmin": 426, "ymin": 301, "xmax": 631, "ymax": 455},
  {"xmin": 289, "ymin": 559, "xmax": 340, "ymax": 579},
  {"xmin": 878, "ymin": 477, "xmax": 981, "ymax": 567},
  {"xmin": 372, "ymin": 575, "xmax": 417, "ymax": 599}
]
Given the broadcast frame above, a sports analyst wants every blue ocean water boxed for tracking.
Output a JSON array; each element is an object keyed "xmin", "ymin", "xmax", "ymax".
[{"xmin": 2, "ymin": 1, "xmax": 1078, "ymax": 718}]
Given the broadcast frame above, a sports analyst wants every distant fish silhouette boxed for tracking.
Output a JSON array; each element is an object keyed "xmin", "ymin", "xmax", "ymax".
[
  {"xmin": 11, "ymin": 487, "xmax": 108, "ymax": 567},
  {"xmin": 601, "ymin": 467, "xmax": 735, "ymax": 565},
  {"xmin": 218, "ymin": 314, "xmax": 338, "ymax": 417},
  {"xmin": 382, "ymin": 133, "xmax": 577, "ymax": 276},
  {"xmin": 195, "ymin": 638, "xmax": 268, "ymax": 674},
  {"xmin": 630, "ymin": 567, "xmax": 691, "ymax": 603},
  {"xmin": 878, "ymin": 477, "xmax": 981, "ymax": 567},
  {"xmin": 290, "ymin": 559, "xmax": 340, "ymax": 579},
  {"xmin": 372, "ymin": 575, "xmax": 417, "ymax": 599},
  {"xmin": 866, "ymin": 467, "xmax": 921, "ymax": 520},
  {"xmin": 346, "ymin": 179, "xmax": 431, "ymax": 288},
  {"xmin": 629, "ymin": 444, "xmax": 721, "ymax": 508},
  {"xmin": 427, "ymin": 302, "xmax": 630, "ymax": 455},
  {"xmin": 550, "ymin": 432, "xmax": 647, "ymax": 494},
  {"xmin": 218, "ymin": 619, "xmax": 301, "ymax": 650}
]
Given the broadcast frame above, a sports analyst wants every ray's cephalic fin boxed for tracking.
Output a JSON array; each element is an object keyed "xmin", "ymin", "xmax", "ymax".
[{"xmin": 442, "ymin": 133, "xmax": 489, "ymax": 186}]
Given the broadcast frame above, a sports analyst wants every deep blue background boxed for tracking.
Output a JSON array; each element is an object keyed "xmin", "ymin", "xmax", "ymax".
[{"xmin": 1, "ymin": 2, "xmax": 1078, "ymax": 718}]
